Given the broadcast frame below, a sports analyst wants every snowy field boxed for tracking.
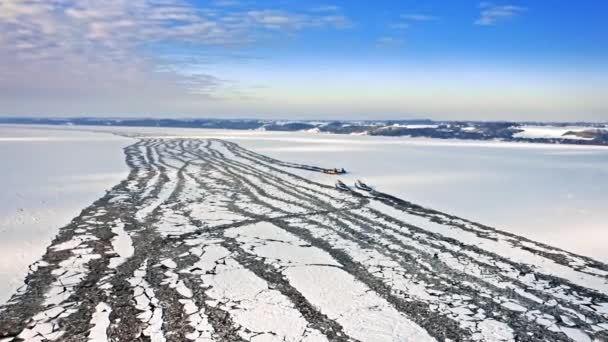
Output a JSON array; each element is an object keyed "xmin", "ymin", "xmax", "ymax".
[
  {"xmin": 0, "ymin": 126, "xmax": 130, "ymax": 304},
  {"xmin": 513, "ymin": 125, "xmax": 600, "ymax": 140}
]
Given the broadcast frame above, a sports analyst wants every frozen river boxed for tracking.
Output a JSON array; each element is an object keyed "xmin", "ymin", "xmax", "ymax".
[
  {"xmin": 0, "ymin": 133, "xmax": 606, "ymax": 341},
  {"xmin": 1, "ymin": 125, "xmax": 607, "ymax": 307}
]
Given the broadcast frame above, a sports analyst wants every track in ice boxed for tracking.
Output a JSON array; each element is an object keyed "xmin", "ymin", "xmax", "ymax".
[{"xmin": 1, "ymin": 138, "xmax": 607, "ymax": 342}]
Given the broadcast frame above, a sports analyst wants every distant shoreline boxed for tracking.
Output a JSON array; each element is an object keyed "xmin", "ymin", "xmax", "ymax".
[{"xmin": 1, "ymin": 117, "xmax": 608, "ymax": 147}]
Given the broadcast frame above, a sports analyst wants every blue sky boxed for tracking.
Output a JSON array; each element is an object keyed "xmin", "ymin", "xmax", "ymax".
[{"xmin": 0, "ymin": 0, "xmax": 607, "ymax": 121}]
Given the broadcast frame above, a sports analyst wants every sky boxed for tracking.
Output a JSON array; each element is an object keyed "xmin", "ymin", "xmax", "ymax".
[{"xmin": 0, "ymin": 0, "xmax": 607, "ymax": 121}]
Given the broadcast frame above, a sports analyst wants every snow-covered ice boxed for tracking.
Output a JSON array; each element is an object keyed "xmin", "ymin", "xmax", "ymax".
[
  {"xmin": 0, "ymin": 126, "xmax": 130, "ymax": 304},
  {"xmin": 1, "ymin": 131, "xmax": 607, "ymax": 342}
]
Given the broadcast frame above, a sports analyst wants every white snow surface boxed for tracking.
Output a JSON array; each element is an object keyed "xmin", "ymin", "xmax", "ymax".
[
  {"xmin": 513, "ymin": 125, "xmax": 602, "ymax": 140},
  {"xmin": 108, "ymin": 220, "xmax": 134, "ymax": 269},
  {"xmin": 88, "ymin": 302, "xmax": 111, "ymax": 342},
  {"xmin": 0, "ymin": 126, "xmax": 130, "ymax": 304}
]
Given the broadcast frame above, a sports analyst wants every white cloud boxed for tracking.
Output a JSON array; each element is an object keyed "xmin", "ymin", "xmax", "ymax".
[
  {"xmin": 390, "ymin": 22, "xmax": 410, "ymax": 30},
  {"xmin": 213, "ymin": 0, "xmax": 240, "ymax": 7},
  {"xmin": 237, "ymin": 10, "xmax": 351, "ymax": 30},
  {"xmin": 376, "ymin": 36, "xmax": 403, "ymax": 47},
  {"xmin": 401, "ymin": 14, "xmax": 437, "ymax": 21},
  {"xmin": 0, "ymin": 0, "xmax": 353, "ymax": 101},
  {"xmin": 390, "ymin": 13, "xmax": 437, "ymax": 31},
  {"xmin": 475, "ymin": 2, "xmax": 527, "ymax": 25},
  {"xmin": 310, "ymin": 5, "xmax": 340, "ymax": 12}
]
